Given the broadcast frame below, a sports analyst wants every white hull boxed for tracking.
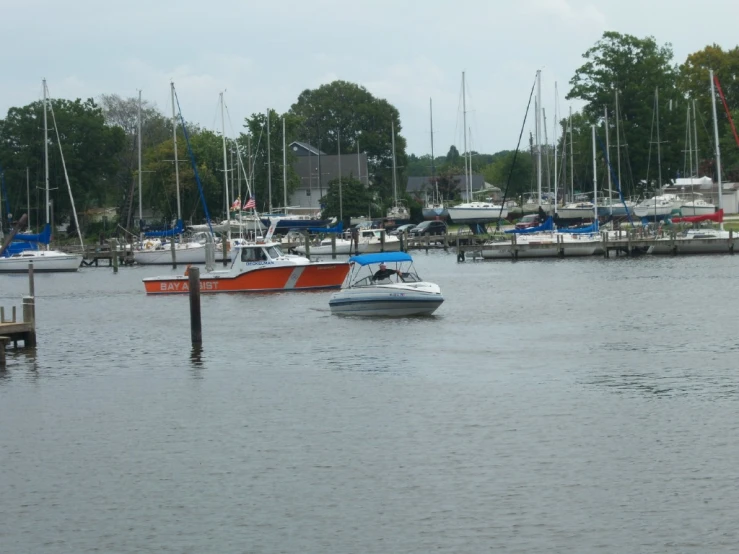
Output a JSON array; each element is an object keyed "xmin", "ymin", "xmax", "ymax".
[
  {"xmin": 0, "ymin": 250, "xmax": 82, "ymax": 273},
  {"xmin": 633, "ymin": 195, "xmax": 681, "ymax": 219},
  {"xmin": 649, "ymin": 231, "xmax": 738, "ymax": 254},
  {"xmin": 295, "ymin": 237, "xmax": 401, "ymax": 256},
  {"xmin": 481, "ymin": 233, "xmax": 600, "ymax": 259},
  {"xmin": 679, "ymin": 205, "xmax": 715, "ymax": 216},
  {"xmin": 556, "ymin": 207, "xmax": 596, "ymax": 219},
  {"xmin": 133, "ymin": 243, "xmax": 230, "ymax": 265},
  {"xmin": 329, "ymin": 284, "xmax": 443, "ymax": 316},
  {"xmin": 448, "ymin": 204, "xmax": 508, "ymax": 223}
]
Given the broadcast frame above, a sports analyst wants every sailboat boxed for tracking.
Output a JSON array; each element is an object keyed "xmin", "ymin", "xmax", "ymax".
[
  {"xmin": 385, "ymin": 120, "xmax": 411, "ymax": 224},
  {"xmin": 633, "ymin": 88, "xmax": 682, "ymax": 220},
  {"xmin": 422, "ymin": 98, "xmax": 448, "ymax": 221},
  {"xmin": 134, "ymin": 84, "xmax": 230, "ymax": 265},
  {"xmin": 0, "ymin": 80, "xmax": 83, "ymax": 273},
  {"xmin": 447, "ymin": 71, "xmax": 507, "ymax": 229}
]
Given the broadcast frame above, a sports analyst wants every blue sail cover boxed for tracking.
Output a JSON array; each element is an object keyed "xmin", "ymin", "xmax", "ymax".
[
  {"xmin": 505, "ymin": 216, "xmax": 554, "ymax": 234},
  {"xmin": 144, "ymin": 220, "xmax": 184, "ymax": 238},
  {"xmin": 14, "ymin": 223, "xmax": 51, "ymax": 244},
  {"xmin": 558, "ymin": 221, "xmax": 599, "ymax": 234},
  {"xmin": 308, "ymin": 221, "xmax": 343, "ymax": 234}
]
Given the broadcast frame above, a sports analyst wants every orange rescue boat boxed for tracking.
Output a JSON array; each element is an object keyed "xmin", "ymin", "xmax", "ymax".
[{"xmin": 143, "ymin": 241, "xmax": 349, "ymax": 295}]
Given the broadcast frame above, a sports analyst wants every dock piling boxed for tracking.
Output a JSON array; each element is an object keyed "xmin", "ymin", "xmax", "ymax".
[
  {"xmin": 111, "ymin": 239, "xmax": 119, "ymax": 273},
  {"xmin": 331, "ymin": 235, "xmax": 337, "ymax": 259},
  {"xmin": 188, "ymin": 267, "xmax": 202, "ymax": 345}
]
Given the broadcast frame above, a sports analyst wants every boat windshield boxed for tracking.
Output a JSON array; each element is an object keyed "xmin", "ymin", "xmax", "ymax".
[
  {"xmin": 265, "ymin": 245, "xmax": 284, "ymax": 258},
  {"xmin": 350, "ymin": 263, "xmax": 422, "ymax": 287}
]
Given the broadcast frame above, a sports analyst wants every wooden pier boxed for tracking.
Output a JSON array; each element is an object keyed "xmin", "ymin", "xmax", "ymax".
[
  {"xmin": 80, "ymin": 244, "xmax": 135, "ymax": 267},
  {"xmin": 0, "ymin": 264, "xmax": 37, "ymax": 367},
  {"xmin": 456, "ymin": 229, "xmax": 739, "ymax": 260}
]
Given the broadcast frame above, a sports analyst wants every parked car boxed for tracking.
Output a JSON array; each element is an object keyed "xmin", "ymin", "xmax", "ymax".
[
  {"xmin": 515, "ymin": 214, "xmax": 541, "ymax": 229},
  {"xmin": 409, "ymin": 220, "xmax": 447, "ymax": 237},
  {"xmin": 390, "ymin": 223, "xmax": 416, "ymax": 236}
]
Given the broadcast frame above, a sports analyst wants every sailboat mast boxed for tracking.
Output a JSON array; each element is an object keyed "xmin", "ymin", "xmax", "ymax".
[
  {"xmin": 43, "ymin": 79, "xmax": 49, "ymax": 227},
  {"xmin": 170, "ymin": 83, "xmax": 181, "ymax": 222},
  {"xmin": 569, "ymin": 105, "xmax": 574, "ymax": 202},
  {"xmin": 536, "ymin": 70, "xmax": 542, "ymax": 205},
  {"xmin": 26, "ymin": 167, "xmax": 30, "ymax": 230},
  {"xmin": 592, "ymin": 124, "xmax": 598, "ymax": 223},
  {"xmin": 267, "ymin": 109, "xmax": 272, "ymax": 213},
  {"xmin": 615, "ymin": 89, "xmax": 622, "ymax": 194},
  {"xmin": 543, "ymin": 108, "xmax": 550, "ymax": 196},
  {"xmin": 605, "ymin": 107, "xmax": 611, "ymax": 195},
  {"xmin": 462, "ymin": 71, "xmax": 469, "ymax": 200},
  {"xmin": 686, "ymin": 105, "xmax": 693, "ymax": 178},
  {"xmin": 553, "ymin": 83, "xmax": 558, "ymax": 215},
  {"xmin": 655, "ymin": 87, "xmax": 662, "ymax": 190},
  {"xmin": 391, "ymin": 122, "xmax": 397, "ymax": 207},
  {"xmin": 283, "ymin": 116, "xmax": 287, "ymax": 209},
  {"xmin": 338, "ymin": 127, "xmax": 342, "ymax": 222},
  {"xmin": 710, "ymin": 69, "xmax": 724, "ymax": 221},
  {"xmin": 138, "ymin": 90, "xmax": 143, "ymax": 243},
  {"xmin": 220, "ymin": 92, "xmax": 229, "ymax": 221},
  {"xmin": 692, "ymin": 99, "xmax": 699, "ymax": 176},
  {"xmin": 430, "ymin": 97, "xmax": 437, "ymax": 201}
]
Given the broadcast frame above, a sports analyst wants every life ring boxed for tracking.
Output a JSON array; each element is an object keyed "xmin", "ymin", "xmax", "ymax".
[
  {"xmin": 144, "ymin": 240, "xmax": 154, "ymax": 249},
  {"xmin": 184, "ymin": 264, "xmax": 192, "ymax": 276},
  {"xmin": 226, "ymin": 242, "xmax": 231, "ymax": 252}
]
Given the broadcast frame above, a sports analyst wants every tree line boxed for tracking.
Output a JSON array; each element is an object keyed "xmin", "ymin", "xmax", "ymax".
[{"xmin": 1, "ymin": 33, "xmax": 737, "ymax": 236}]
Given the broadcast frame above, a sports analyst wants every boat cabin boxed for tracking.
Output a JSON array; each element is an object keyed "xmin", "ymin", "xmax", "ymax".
[{"xmin": 239, "ymin": 243, "xmax": 286, "ymax": 262}]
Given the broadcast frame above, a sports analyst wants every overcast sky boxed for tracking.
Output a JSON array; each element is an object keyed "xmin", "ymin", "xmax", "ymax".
[{"xmin": 3, "ymin": 0, "xmax": 738, "ymax": 157}]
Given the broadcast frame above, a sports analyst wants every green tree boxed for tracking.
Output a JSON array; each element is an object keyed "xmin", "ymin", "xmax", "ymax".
[
  {"xmin": 289, "ymin": 80, "xmax": 407, "ymax": 202},
  {"xmin": 678, "ymin": 44, "xmax": 739, "ymax": 180},
  {"xmin": 567, "ymin": 31, "xmax": 685, "ymax": 189},
  {"xmin": 482, "ymin": 150, "xmax": 533, "ymax": 199},
  {"xmin": 239, "ymin": 110, "xmax": 303, "ymax": 213},
  {"xmin": 0, "ymin": 98, "xmax": 125, "ymax": 228},
  {"xmin": 445, "ymin": 145, "xmax": 461, "ymax": 166},
  {"xmin": 320, "ymin": 176, "xmax": 376, "ymax": 220},
  {"xmin": 100, "ymin": 93, "xmax": 172, "ymax": 229}
]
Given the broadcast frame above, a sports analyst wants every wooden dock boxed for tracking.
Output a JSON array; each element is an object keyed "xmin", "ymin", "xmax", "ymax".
[
  {"xmin": 81, "ymin": 245, "xmax": 134, "ymax": 267},
  {"xmin": 456, "ymin": 229, "xmax": 739, "ymax": 260},
  {"xmin": 0, "ymin": 263, "xmax": 38, "ymax": 367}
]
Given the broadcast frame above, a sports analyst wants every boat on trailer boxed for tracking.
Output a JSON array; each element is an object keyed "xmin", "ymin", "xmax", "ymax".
[
  {"xmin": 329, "ymin": 252, "xmax": 444, "ymax": 316},
  {"xmin": 143, "ymin": 240, "xmax": 349, "ymax": 294}
]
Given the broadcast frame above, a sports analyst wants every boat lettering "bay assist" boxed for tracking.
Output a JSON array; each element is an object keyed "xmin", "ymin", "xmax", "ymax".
[{"xmin": 159, "ymin": 281, "xmax": 221, "ymax": 292}]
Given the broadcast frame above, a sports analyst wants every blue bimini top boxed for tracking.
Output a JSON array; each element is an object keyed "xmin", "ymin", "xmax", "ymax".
[{"xmin": 348, "ymin": 252, "xmax": 413, "ymax": 266}]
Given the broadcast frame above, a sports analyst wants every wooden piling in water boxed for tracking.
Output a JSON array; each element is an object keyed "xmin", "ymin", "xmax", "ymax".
[
  {"xmin": 304, "ymin": 232, "xmax": 311, "ymax": 259},
  {"xmin": 188, "ymin": 267, "xmax": 202, "ymax": 345},
  {"xmin": 111, "ymin": 239, "xmax": 119, "ymax": 273},
  {"xmin": 222, "ymin": 238, "xmax": 228, "ymax": 266},
  {"xmin": 425, "ymin": 232, "xmax": 430, "ymax": 254},
  {"xmin": 380, "ymin": 231, "xmax": 385, "ymax": 252},
  {"xmin": 399, "ymin": 231, "xmax": 406, "ymax": 253},
  {"xmin": 170, "ymin": 237, "xmax": 177, "ymax": 269},
  {"xmin": 331, "ymin": 235, "xmax": 337, "ymax": 259}
]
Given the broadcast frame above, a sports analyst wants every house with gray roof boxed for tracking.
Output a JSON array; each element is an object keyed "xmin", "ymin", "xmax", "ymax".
[{"xmin": 406, "ymin": 174, "xmax": 499, "ymax": 202}]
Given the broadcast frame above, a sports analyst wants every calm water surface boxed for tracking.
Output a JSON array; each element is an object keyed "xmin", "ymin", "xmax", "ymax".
[{"xmin": 1, "ymin": 252, "xmax": 739, "ymax": 553}]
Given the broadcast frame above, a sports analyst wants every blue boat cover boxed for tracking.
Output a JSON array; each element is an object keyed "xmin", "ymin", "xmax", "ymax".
[
  {"xmin": 349, "ymin": 252, "xmax": 413, "ymax": 265},
  {"xmin": 505, "ymin": 216, "xmax": 554, "ymax": 234},
  {"xmin": 557, "ymin": 221, "xmax": 599, "ymax": 234},
  {"xmin": 15, "ymin": 223, "xmax": 51, "ymax": 244},
  {"xmin": 144, "ymin": 219, "xmax": 184, "ymax": 238}
]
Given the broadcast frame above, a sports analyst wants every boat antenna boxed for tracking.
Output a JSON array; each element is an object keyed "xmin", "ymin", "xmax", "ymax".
[{"xmin": 495, "ymin": 73, "xmax": 537, "ymax": 231}]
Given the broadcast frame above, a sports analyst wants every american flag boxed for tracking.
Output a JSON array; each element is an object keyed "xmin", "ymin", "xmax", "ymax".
[{"xmin": 244, "ymin": 197, "xmax": 256, "ymax": 209}]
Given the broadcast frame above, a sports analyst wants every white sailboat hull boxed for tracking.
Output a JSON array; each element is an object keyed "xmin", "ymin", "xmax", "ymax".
[
  {"xmin": 447, "ymin": 204, "xmax": 508, "ymax": 223},
  {"xmin": 295, "ymin": 237, "xmax": 401, "ymax": 256},
  {"xmin": 0, "ymin": 250, "xmax": 82, "ymax": 273},
  {"xmin": 133, "ymin": 243, "xmax": 231, "ymax": 265}
]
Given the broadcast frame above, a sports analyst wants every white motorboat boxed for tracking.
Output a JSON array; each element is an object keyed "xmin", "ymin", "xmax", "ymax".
[
  {"xmin": 447, "ymin": 201, "xmax": 508, "ymax": 224},
  {"xmin": 329, "ymin": 252, "xmax": 444, "ymax": 316},
  {"xmin": 294, "ymin": 228, "xmax": 400, "ymax": 256},
  {"xmin": 649, "ymin": 228, "xmax": 738, "ymax": 255},
  {"xmin": 633, "ymin": 194, "xmax": 681, "ymax": 219}
]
